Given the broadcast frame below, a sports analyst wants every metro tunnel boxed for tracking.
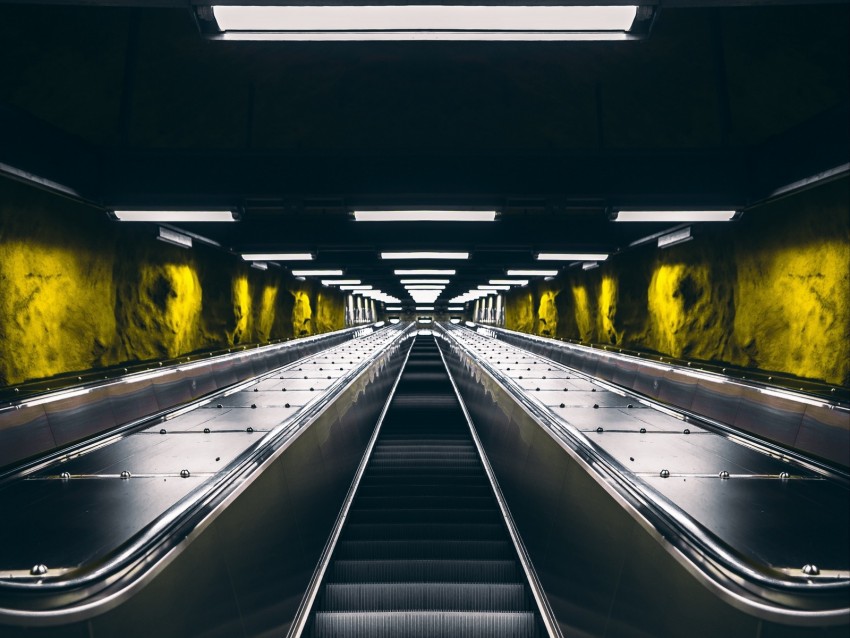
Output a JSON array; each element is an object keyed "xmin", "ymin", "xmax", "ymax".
[{"xmin": 0, "ymin": 1, "xmax": 848, "ymax": 637}]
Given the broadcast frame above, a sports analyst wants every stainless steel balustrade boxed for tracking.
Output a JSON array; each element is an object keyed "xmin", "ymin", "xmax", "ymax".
[
  {"xmin": 435, "ymin": 322, "xmax": 849, "ymax": 637},
  {"xmin": 0, "ymin": 326, "xmax": 380, "ymax": 472},
  {"xmin": 480, "ymin": 324, "xmax": 849, "ymax": 469},
  {"xmin": 0, "ymin": 323, "xmax": 416, "ymax": 637}
]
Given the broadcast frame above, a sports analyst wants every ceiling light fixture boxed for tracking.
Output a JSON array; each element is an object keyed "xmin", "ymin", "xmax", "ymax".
[
  {"xmin": 382, "ymin": 251, "xmax": 469, "ymax": 260},
  {"xmin": 477, "ymin": 285, "xmax": 510, "ymax": 290},
  {"xmin": 399, "ymin": 279, "xmax": 451, "ymax": 285},
  {"xmin": 111, "ymin": 209, "xmax": 238, "ymax": 222},
  {"xmin": 582, "ymin": 262, "xmax": 599, "ymax": 271},
  {"xmin": 489, "ymin": 279, "xmax": 529, "ymax": 286},
  {"xmin": 386, "ymin": 306, "xmax": 403, "ymax": 311},
  {"xmin": 354, "ymin": 210, "xmax": 496, "ymax": 222},
  {"xmin": 394, "ymin": 269, "xmax": 456, "ymax": 276},
  {"xmin": 536, "ymin": 252, "xmax": 609, "ymax": 261},
  {"xmin": 321, "ymin": 279, "xmax": 361, "ymax": 285},
  {"xmin": 251, "ymin": 261, "xmax": 268, "ymax": 271},
  {"xmin": 241, "ymin": 253, "xmax": 313, "ymax": 261},
  {"xmin": 339, "ymin": 285, "xmax": 373, "ymax": 290},
  {"xmin": 612, "ymin": 210, "xmax": 738, "ymax": 222},
  {"xmin": 291, "ymin": 269, "xmax": 344, "ymax": 276},
  {"xmin": 205, "ymin": 5, "xmax": 646, "ymax": 42},
  {"xmin": 506, "ymin": 269, "xmax": 559, "ymax": 277}
]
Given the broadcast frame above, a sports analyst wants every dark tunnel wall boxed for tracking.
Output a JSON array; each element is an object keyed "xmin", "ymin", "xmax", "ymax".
[
  {"xmin": 0, "ymin": 177, "xmax": 345, "ymax": 387},
  {"xmin": 505, "ymin": 178, "xmax": 850, "ymax": 387}
]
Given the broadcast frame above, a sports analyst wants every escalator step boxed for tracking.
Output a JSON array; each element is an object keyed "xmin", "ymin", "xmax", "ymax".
[
  {"xmin": 325, "ymin": 559, "xmax": 523, "ymax": 584},
  {"xmin": 345, "ymin": 509, "xmax": 501, "ymax": 525},
  {"xmin": 320, "ymin": 582, "xmax": 532, "ymax": 612},
  {"xmin": 353, "ymin": 496, "xmax": 495, "ymax": 510},
  {"xmin": 334, "ymin": 540, "xmax": 515, "ymax": 561},
  {"xmin": 310, "ymin": 610, "xmax": 541, "ymax": 638},
  {"xmin": 355, "ymin": 484, "xmax": 491, "ymax": 498},
  {"xmin": 343, "ymin": 523, "xmax": 507, "ymax": 541}
]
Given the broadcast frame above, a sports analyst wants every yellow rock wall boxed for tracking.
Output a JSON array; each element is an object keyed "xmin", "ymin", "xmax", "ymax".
[
  {"xmin": 0, "ymin": 177, "xmax": 346, "ymax": 386},
  {"xmin": 506, "ymin": 177, "xmax": 850, "ymax": 386}
]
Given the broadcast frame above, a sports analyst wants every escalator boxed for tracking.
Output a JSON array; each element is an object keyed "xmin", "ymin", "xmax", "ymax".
[{"xmin": 301, "ymin": 335, "xmax": 551, "ymax": 637}]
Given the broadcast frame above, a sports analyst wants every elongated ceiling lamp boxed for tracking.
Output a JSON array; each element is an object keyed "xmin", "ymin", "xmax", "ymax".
[{"xmin": 200, "ymin": 5, "xmax": 652, "ymax": 42}]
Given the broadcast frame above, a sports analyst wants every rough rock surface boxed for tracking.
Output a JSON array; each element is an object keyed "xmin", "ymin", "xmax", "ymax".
[
  {"xmin": 0, "ymin": 178, "xmax": 344, "ymax": 386},
  {"xmin": 506, "ymin": 178, "xmax": 850, "ymax": 386}
]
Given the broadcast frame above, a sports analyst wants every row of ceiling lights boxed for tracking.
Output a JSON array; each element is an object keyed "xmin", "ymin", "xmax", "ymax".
[{"xmin": 111, "ymin": 208, "xmax": 739, "ymax": 307}]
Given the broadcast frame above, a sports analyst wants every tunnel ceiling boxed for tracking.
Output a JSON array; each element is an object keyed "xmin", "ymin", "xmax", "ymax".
[{"xmin": 1, "ymin": 0, "xmax": 848, "ymax": 304}]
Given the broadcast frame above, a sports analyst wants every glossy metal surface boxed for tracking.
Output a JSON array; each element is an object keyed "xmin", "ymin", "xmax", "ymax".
[
  {"xmin": 0, "ymin": 323, "xmax": 413, "ymax": 636},
  {"xmin": 0, "ymin": 326, "xmax": 363, "ymax": 471},
  {"xmin": 437, "ymin": 323, "xmax": 849, "ymax": 636},
  {"xmin": 487, "ymin": 326, "xmax": 850, "ymax": 468}
]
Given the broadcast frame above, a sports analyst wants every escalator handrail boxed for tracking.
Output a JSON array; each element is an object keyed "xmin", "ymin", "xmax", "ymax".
[
  {"xmin": 0, "ymin": 324, "xmax": 416, "ymax": 624},
  {"xmin": 436, "ymin": 323, "xmax": 850, "ymax": 624}
]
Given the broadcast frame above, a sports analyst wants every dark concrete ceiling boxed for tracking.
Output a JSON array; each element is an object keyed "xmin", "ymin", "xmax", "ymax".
[{"xmin": 0, "ymin": 0, "xmax": 848, "ymax": 303}]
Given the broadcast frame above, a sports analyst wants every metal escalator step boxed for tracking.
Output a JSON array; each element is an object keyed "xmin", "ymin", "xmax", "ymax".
[
  {"xmin": 325, "ymin": 559, "xmax": 523, "ymax": 584},
  {"xmin": 342, "ymin": 523, "xmax": 507, "ymax": 541},
  {"xmin": 310, "ymin": 610, "xmax": 541, "ymax": 638},
  {"xmin": 373, "ymin": 441, "xmax": 474, "ymax": 448},
  {"xmin": 353, "ymin": 496, "xmax": 495, "ymax": 510},
  {"xmin": 319, "ymin": 582, "xmax": 532, "ymax": 612},
  {"xmin": 334, "ymin": 540, "xmax": 515, "ymax": 561},
  {"xmin": 345, "ymin": 509, "xmax": 501, "ymax": 526},
  {"xmin": 371, "ymin": 446, "xmax": 478, "ymax": 463},
  {"xmin": 354, "ymin": 485, "xmax": 492, "ymax": 499},
  {"xmin": 359, "ymin": 475, "xmax": 489, "ymax": 487}
]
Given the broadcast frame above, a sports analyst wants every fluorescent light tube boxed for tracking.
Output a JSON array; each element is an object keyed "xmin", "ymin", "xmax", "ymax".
[
  {"xmin": 382, "ymin": 251, "xmax": 469, "ymax": 260},
  {"xmin": 354, "ymin": 210, "xmax": 496, "ymax": 222},
  {"xmin": 658, "ymin": 227, "xmax": 693, "ymax": 249},
  {"xmin": 506, "ymin": 269, "xmax": 559, "ymax": 277},
  {"xmin": 489, "ymin": 279, "xmax": 529, "ymax": 286},
  {"xmin": 242, "ymin": 253, "xmax": 313, "ymax": 261},
  {"xmin": 582, "ymin": 262, "xmax": 599, "ymax": 271},
  {"xmin": 394, "ymin": 269, "xmax": 456, "ymax": 275},
  {"xmin": 211, "ymin": 5, "xmax": 640, "ymax": 41},
  {"xmin": 321, "ymin": 279, "xmax": 361, "ymax": 285},
  {"xmin": 450, "ymin": 318, "xmax": 461, "ymax": 324},
  {"xmin": 415, "ymin": 307, "xmax": 435, "ymax": 311},
  {"xmin": 386, "ymin": 306, "xmax": 403, "ymax": 311},
  {"xmin": 113, "ymin": 210, "xmax": 237, "ymax": 222},
  {"xmin": 404, "ymin": 285, "xmax": 446, "ymax": 290},
  {"xmin": 536, "ymin": 252, "xmax": 609, "ymax": 261},
  {"xmin": 478, "ymin": 285, "xmax": 510, "ymax": 290},
  {"xmin": 614, "ymin": 210, "xmax": 738, "ymax": 222},
  {"xmin": 339, "ymin": 285, "xmax": 373, "ymax": 290},
  {"xmin": 251, "ymin": 261, "xmax": 268, "ymax": 271},
  {"xmin": 399, "ymin": 279, "xmax": 450, "ymax": 285},
  {"xmin": 291, "ymin": 269, "xmax": 343, "ymax": 276},
  {"xmin": 157, "ymin": 226, "xmax": 192, "ymax": 249},
  {"xmin": 448, "ymin": 306, "xmax": 464, "ymax": 311}
]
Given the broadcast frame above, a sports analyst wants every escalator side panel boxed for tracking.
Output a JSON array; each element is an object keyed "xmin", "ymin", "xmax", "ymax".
[
  {"xmin": 0, "ymin": 336, "xmax": 408, "ymax": 638},
  {"xmin": 439, "ymin": 342, "xmax": 848, "ymax": 638}
]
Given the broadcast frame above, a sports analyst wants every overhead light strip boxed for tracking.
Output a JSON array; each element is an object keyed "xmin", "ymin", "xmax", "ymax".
[
  {"xmin": 354, "ymin": 210, "xmax": 496, "ymax": 222},
  {"xmin": 395, "ymin": 269, "xmax": 456, "ymax": 276},
  {"xmin": 208, "ymin": 5, "xmax": 644, "ymax": 42},
  {"xmin": 536, "ymin": 252, "xmax": 608, "ymax": 261},
  {"xmin": 382, "ymin": 251, "xmax": 469, "ymax": 260},
  {"xmin": 613, "ymin": 210, "xmax": 738, "ymax": 222},
  {"xmin": 242, "ymin": 253, "xmax": 313, "ymax": 261},
  {"xmin": 506, "ymin": 269, "xmax": 559, "ymax": 277},
  {"xmin": 292, "ymin": 269, "xmax": 344, "ymax": 276},
  {"xmin": 112, "ymin": 210, "xmax": 238, "ymax": 222}
]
